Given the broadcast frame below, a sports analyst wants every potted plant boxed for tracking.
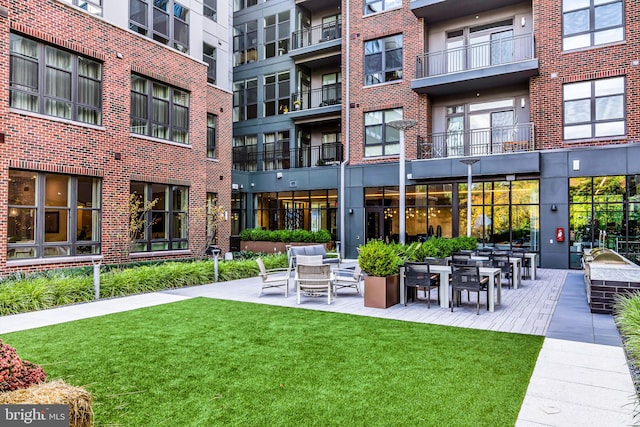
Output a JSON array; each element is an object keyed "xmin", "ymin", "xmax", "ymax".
[
  {"xmin": 358, "ymin": 239, "xmax": 401, "ymax": 308},
  {"xmin": 293, "ymin": 100, "xmax": 301, "ymax": 110}
]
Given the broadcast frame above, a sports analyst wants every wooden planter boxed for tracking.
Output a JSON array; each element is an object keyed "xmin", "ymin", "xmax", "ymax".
[{"xmin": 364, "ymin": 275, "xmax": 399, "ymax": 309}]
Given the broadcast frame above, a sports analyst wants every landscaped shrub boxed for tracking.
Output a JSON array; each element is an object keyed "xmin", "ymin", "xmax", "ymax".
[
  {"xmin": 0, "ymin": 340, "xmax": 47, "ymax": 392},
  {"xmin": 0, "ymin": 254, "xmax": 289, "ymax": 315},
  {"xmin": 239, "ymin": 228, "xmax": 331, "ymax": 243},
  {"xmin": 358, "ymin": 240, "xmax": 401, "ymax": 277}
]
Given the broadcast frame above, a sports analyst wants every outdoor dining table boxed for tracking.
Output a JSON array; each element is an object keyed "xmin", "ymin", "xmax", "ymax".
[
  {"xmin": 427, "ymin": 264, "xmax": 502, "ymax": 312},
  {"xmin": 470, "ymin": 255, "xmax": 523, "ymax": 289}
]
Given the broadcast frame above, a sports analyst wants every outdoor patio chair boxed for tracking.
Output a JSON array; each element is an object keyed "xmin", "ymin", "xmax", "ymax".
[
  {"xmin": 490, "ymin": 254, "xmax": 513, "ymax": 289},
  {"xmin": 333, "ymin": 266, "xmax": 363, "ymax": 296},
  {"xmin": 404, "ymin": 262, "xmax": 439, "ymax": 308},
  {"xmin": 450, "ymin": 263, "xmax": 489, "ymax": 315},
  {"xmin": 511, "ymin": 248, "xmax": 531, "ymax": 279},
  {"xmin": 451, "ymin": 252, "xmax": 472, "ymax": 265},
  {"xmin": 295, "ymin": 263, "xmax": 333, "ymax": 305},
  {"xmin": 256, "ymin": 257, "xmax": 290, "ymax": 297}
]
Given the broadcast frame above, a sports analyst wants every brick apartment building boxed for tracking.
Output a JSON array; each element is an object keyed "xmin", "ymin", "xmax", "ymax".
[
  {"xmin": 0, "ymin": 0, "xmax": 233, "ymax": 274},
  {"xmin": 230, "ymin": 0, "xmax": 640, "ymax": 269},
  {"xmin": 1, "ymin": 0, "xmax": 639, "ymax": 274}
]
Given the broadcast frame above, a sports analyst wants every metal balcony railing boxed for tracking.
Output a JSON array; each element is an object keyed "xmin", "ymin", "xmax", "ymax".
[
  {"xmin": 417, "ymin": 123, "xmax": 535, "ymax": 159},
  {"xmin": 416, "ymin": 33, "xmax": 535, "ymax": 78},
  {"xmin": 291, "ymin": 83, "xmax": 342, "ymax": 111},
  {"xmin": 291, "ymin": 21, "xmax": 342, "ymax": 50},
  {"xmin": 232, "ymin": 143, "xmax": 343, "ymax": 171}
]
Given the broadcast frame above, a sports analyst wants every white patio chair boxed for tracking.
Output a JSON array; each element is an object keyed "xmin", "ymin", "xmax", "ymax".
[
  {"xmin": 332, "ymin": 266, "xmax": 363, "ymax": 296},
  {"xmin": 295, "ymin": 263, "xmax": 333, "ymax": 305},
  {"xmin": 256, "ymin": 257, "xmax": 290, "ymax": 297}
]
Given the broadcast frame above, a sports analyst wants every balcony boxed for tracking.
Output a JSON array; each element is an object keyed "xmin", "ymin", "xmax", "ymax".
[
  {"xmin": 289, "ymin": 21, "xmax": 342, "ymax": 65},
  {"xmin": 232, "ymin": 143, "xmax": 343, "ymax": 172},
  {"xmin": 411, "ymin": 0, "xmax": 525, "ymax": 24},
  {"xmin": 417, "ymin": 123, "xmax": 535, "ymax": 159},
  {"xmin": 287, "ymin": 84, "xmax": 342, "ymax": 120},
  {"xmin": 412, "ymin": 33, "xmax": 538, "ymax": 96}
]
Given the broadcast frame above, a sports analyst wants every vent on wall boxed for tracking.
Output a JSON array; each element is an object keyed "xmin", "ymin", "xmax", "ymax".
[{"xmin": 289, "ymin": 180, "xmax": 297, "ymax": 188}]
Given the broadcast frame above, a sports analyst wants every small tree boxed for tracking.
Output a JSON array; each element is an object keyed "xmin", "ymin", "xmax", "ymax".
[{"xmin": 115, "ymin": 193, "xmax": 158, "ymax": 266}]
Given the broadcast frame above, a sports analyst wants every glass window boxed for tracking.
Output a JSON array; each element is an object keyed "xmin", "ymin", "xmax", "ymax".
[
  {"xmin": 130, "ymin": 74, "xmax": 190, "ymax": 144},
  {"xmin": 232, "ymin": 135, "xmax": 258, "ymax": 171},
  {"xmin": 264, "ymin": 11, "xmax": 290, "ymax": 59},
  {"xmin": 7, "ymin": 170, "xmax": 101, "ymax": 259},
  {"xmin": 233, "ymin": 21, "xmax": 258, "ymax": 66},
  {"xmin": 233, "ymin": 79, "xmax": 258, "ymax": 121},
  {"xmin": 364, "ymin": 34, "xmax": 402, "ymax": 86},
  {"xmin": 563, "ymin": 76, "xmax": 625, "ymax": 140},
  {"xmin": 60, "ymin": 0, "xmax": 102, "ymax": 16},
  {"xmin": 128, "ymin": 0, "xmax": 189, "ymax": 53},
  {"xmin": 203, "ymin": 0, "xmax": 216, "ymax": 21},
  {"xmin": 364, "ymin": 108, "xmax": 402, "ymax": 157},
  {"xmin": 563, "ymin": 0, "xmax": 623, "ymax": 50},
  {"xmin": 130, "ymin": 182, "xmax": 188, "ymax": 252},
  {"xmin": 207, "ymin": 113, "xmax": 218, "ymax": 159},
  {"xmin": 9, "ymin": 34, "xmax": 102, "ymax": 125},
  {"xmin": 364, "ymin": 0, "xmax": 401, "ymax": 15},
  {"xmin": 264, "ymin": 72, "xmax": 290, "ymax": 116},
  {"xmin": 234, "ymin": 0, "xmax": 257, "ymax": 12},
  {"xmin": 203, "ymin": 43, "xmax": 217, "ymax": 84}
]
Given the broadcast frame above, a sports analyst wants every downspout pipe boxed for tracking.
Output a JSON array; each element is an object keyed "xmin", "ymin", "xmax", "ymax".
[{"xmin": 339, "ymin": 0, "xmax": 351, "ymax": 260}]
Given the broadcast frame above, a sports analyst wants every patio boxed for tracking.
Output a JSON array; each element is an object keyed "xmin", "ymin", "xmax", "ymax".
[{"xmin": 164, "ymin": 262, "xmax": 566, "ymax": 336}]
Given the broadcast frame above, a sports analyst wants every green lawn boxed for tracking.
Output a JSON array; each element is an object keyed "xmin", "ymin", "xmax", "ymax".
[{"xmin": 3, "ymin": 298, "xmax": 543, "ymax": 426}]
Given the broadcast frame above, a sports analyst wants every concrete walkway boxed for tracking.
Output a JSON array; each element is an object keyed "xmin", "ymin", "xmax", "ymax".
[{"xmin": 0, "ymin": 269, "xmax": 638, "ymax": 426}]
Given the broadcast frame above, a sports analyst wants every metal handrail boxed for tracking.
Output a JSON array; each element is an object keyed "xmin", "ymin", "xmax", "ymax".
[
  {"xmin": 291, "ymin": 83, "xmax": 342, "ymax": 111},
  {"xmin": 417, "ymin": 123, "xmax": 535, "ymax": 159},
  {"xmin": 416, "ymin": 33, "xmax": 535, "ymax": 78},
  {"xmin": 232, "ymin": 143, "xmax": 344, "ymax": 171},
  {"xmin": 291, "ymin": 20, "xmax": 342, "ymax": 49}
]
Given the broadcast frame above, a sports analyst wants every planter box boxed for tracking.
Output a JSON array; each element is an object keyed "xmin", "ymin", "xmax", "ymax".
[
  {"xmin": 240, "ymin": 241, "xmax": 331, "ymax": 254},
  {"xmin": 364, "ymin": 275, "xmax": 399, "ymax": 309}
]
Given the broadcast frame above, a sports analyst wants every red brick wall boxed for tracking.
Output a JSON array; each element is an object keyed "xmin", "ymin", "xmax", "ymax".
[
  {"xmin": 531, "ymin": 0, "xmax": 640, "ymax": 150},
  {"xmin": 345, "ymin": 2, "xmax": 427, "ymax": 165},
  {"xmin": 0, "ymin": 0, "xmax": 232, "ymax": 274}
]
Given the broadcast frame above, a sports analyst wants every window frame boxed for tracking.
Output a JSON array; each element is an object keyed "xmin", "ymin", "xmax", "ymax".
[
  {"xmin": 9, "ymin": 33, "xmax": 103, "ymax": 125},
  {"xmin": 364, "ymin": 0, "xmax": 402, "ymax": 16},
  {"xmin": 364, "ymin": 108, "xmax": 403, "ymax": 157},
  {"xmin": 130, "ymin": 181, "xmax": 189, "ymax": 253},
  {"xmin": 562, "ymin": 76, "xmax": 626, "ymax": 141},
  {"xmin": 130, "ymin": 74, "xmax": 190, "ymax": 144},
  {"xmin": 128, "ymin": 0, "xmax": 190, "ymax": 53},
  {"xmin": 207, "ymin": 113, "xmax": 218, "ymax": 159},
  {"xmin": 60, "ymin": 0, "xmax": 102, "ymax": 15},
  {"xmin": 7, "ymin": 170, "xmax": 102, "ymax": 260},
  {"xmin": 264, "ymin": 11, "xmax": 290, "ymax": 59},
  {"xmin": 233, "ymin": 21, "xmax": 258, "ymax": 66},
  {"xmin": 364, "ymin": 34, "xmax": 403, "ymax": 86},
  {"xmin": 263, "ymin": 71, "xmax": 290, "ymax": 116},
  {"xmin": 203, "ymin": 0, "xmax": 217, "ymax": 21},
  {"xmin": 562, "ymin": 0, "xmax": 624, "ymax": 51},
  {"xmin": 203, "ymin": 42, "xmax": 217, "ymax": 84},
  {"xmin": 233, "ymin": 78, "xmax": 258, "ymax": 122}
]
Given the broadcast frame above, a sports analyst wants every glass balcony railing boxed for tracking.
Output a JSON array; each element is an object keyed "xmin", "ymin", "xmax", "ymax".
[{"xmin": 417, "ymin": 123, "xmax": 535, "ymax": 159}]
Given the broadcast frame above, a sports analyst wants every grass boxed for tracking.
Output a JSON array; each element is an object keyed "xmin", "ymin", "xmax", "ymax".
[
  {"xmin": 2, "ymin": 298, "xmax": 543, "ymax": 426},
  {"xmin": 615, "ymin": 291, "xmax": 640, "ymax": 397}
]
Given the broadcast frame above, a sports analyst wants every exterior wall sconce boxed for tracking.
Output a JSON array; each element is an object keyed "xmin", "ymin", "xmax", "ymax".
[
  {"xmin": 551, "ymin": 204, "xmax": 558, "ymax": 212},
  {"xmin": 521, "ymin": 17, "xmax": 526, "ymax": 27},
  {"xmin": 348, "ymin": 209, "xmax": 354, "ymax": 214},
  {"xmin": 276, "ymin": 172, "xmax": 283, "ymax": 179}
]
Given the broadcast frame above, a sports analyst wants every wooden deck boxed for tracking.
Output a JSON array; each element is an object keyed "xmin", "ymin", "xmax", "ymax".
[{"xmin": 165, "ymin": 267, "xmax": 568, "ymax": 336}]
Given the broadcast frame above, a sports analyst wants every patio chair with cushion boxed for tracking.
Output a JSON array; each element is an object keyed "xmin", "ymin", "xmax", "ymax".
[
  {"xmin": 450, "ymin": 263, "xmax": 489, "ymax": 315},
  {"xmin": 295, "ymin": 263, "xmax": 333, "ymax": 305},
  {"xmin": 404, "ymin": 262, "xmax": 439, "ymax": 308},
  {"xmin": 333, "ymin": 266, "xmax": 363, "ymax": 296},
  {"xmin": 256, "ymin": 257, "xmax": 290, "ymax": 297}
]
